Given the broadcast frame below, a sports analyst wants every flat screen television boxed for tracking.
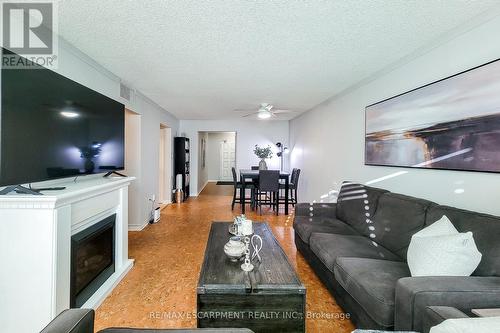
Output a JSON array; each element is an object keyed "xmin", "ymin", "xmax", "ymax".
[{"xmin": 0, "ymin": 49, "xmax": 125, "ymax": 187}]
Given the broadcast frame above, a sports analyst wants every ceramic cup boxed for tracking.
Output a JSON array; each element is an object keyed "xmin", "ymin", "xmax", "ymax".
[{"xmin": 241, "ymin": 219, "xmax": 253, "ymax": 236}]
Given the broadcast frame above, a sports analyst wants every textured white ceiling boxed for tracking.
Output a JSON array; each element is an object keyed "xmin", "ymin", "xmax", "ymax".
[{"xmin": 56, "ymin": 0, "xmax": 500, "ymax": 120}]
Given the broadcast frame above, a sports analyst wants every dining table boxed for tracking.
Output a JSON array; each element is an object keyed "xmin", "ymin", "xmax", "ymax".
[{"xmin": 239, "ymin": 169, "xmax": 290, "ymax": 215}]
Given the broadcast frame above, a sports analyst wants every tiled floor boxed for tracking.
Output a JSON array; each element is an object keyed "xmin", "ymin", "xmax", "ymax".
[{"xmin": 94, "ymin": 182, "xmax": 354, "ymax": 332}]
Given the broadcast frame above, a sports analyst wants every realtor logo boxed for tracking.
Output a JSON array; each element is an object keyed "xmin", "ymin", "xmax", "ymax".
[{"xmin": 1, "ymin": 0, "xmax": 58, "ymax": 68}]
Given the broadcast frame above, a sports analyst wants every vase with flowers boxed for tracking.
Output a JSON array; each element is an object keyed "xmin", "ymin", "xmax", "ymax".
[
  {"xmin": 79, "ymin": 142, "xmax": 102, "ymax": 174},
  {"xmin": 253, "ymin": 144, "xmax": 273, "ymax": 170}
]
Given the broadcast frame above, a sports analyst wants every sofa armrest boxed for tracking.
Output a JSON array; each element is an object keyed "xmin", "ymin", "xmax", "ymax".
[
  {"xmin": 294, "ymin": 202, "xmax": 337, "ymax": 218},
  {"xmin": 100, "ymin": 329, "xmax": 254, "ymax": 332},
  {"xmin": 423, "ymin": 306, "xmax": 469, "ymax": 333},
  {"xmin": 394, "ymin": 276, "xmax": 500, "ymax": 332},
  {"xmin": 41, "ymin": 309, "xmax": 94, "ymax": 333}
]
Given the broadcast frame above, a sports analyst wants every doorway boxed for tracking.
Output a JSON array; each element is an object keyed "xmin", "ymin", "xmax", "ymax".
[
  {"xmin": 159, "ymin": 124, "xmax": 172, "ymax": 204},
  {"xmin": 206, "ymin": 132, "xmax": 236, "ymax": 182},
  {"xmin": 197, "ymin": 131, "xmax": 237, "ymax": 194},
  {"xmin": 219, "ymin": 140, "xmax": 236, "ymax": 181},
  {"xmin": 124, "ymin": 109, "xmax": 141, "ymax": 228}
]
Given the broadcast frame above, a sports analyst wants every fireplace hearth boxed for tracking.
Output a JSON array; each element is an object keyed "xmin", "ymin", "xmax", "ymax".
[{"xmin": 70, "ymin": 214, "xmax": 116, "ymax": 308}]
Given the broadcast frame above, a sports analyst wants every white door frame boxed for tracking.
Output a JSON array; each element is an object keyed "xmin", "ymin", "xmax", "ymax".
[{"xmin": 159, "ymin": 124, "xmax": 172, "ymax": 204}]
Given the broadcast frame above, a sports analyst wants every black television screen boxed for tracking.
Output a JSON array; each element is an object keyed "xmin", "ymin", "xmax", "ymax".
[{"xmin": 0, "ymin": 50, "xmax": 125, "ymax": 186}]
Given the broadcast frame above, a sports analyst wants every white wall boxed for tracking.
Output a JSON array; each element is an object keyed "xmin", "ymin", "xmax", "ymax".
[
  {"xmin": 47, "ymin": 38, "xmax": 179, "ymax": 229},
  {"xmin": 197, "ymin": 132, "xmax": 209, "ymax": 193},
  {"xmin": 290, "ymin": 15, "xmax": 500, "ymax": 216},
  {"xmin": 207, "ymin": 132, "xmax": 236, "ymax": 181},
  {"xmin": 180, "ymin": 120, "xmax": 289, "ymax": 196}
]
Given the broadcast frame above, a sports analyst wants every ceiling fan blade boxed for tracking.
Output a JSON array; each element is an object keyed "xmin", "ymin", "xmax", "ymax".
[
  {"xmin": 234, "ymin": 108, "xmax": 257, "ymax": 112},
  {"xmin": 242, "ymin": 112, "xmax": 257, "ymax": 118},
  {"xmin": 272, "ymin": 109, "xmax": 296, "ymax": 114}
]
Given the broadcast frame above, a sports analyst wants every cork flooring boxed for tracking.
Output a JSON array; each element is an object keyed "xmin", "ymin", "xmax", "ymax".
[{"xmin": 94, "ymin": 182, "xmax": 354, "ymax": 333}]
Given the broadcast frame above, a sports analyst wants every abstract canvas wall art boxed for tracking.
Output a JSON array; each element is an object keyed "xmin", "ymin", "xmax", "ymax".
[{"xmin": 365, "ymin": 58, "xmax": 500, "ymax": 173}]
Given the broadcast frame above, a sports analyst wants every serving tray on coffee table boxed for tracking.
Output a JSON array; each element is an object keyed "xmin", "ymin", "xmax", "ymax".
[{"xmin": 197, "ymin": 221, "xmax": 306, "ymax": 333}]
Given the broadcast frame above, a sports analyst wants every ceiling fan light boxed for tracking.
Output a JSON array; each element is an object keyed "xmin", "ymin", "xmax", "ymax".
[
  {"xmin": 257, "ymin": 111, "xmax": 271, "ymax": 119},
  {"xmin": 60, "ymin": 111, "xmax": 79, "ymax": 118}
]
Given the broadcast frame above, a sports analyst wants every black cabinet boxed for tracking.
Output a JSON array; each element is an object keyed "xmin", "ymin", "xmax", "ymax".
[{"xmin": 174, "ymin": 137, "xmax": 190, "ymax": 201}]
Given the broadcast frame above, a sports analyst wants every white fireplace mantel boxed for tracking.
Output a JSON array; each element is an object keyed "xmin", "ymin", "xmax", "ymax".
[{"xmin": 0, "ymin": 175, "xmax": 135, "ymax": 333}]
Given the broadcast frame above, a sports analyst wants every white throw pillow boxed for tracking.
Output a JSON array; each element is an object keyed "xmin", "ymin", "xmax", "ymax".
[
  {"xmin": 415, "ymin": 215, "xmax": 459, "ymax": 237},
  {"xmin": 430, "ymin": 317, "xmax": 500, "ymax": 333},
  {"xmin": 407, "ymin": 215, "xmax": 482, "ymax": 277}
]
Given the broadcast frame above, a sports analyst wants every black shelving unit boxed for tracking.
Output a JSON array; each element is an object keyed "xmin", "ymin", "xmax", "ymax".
[{"xmin": 174, "ymin": 137, "xmax": 190, "ymax": 201}]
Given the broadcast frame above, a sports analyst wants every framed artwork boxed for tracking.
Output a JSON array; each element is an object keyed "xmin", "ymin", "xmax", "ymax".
[{"xmin": 365, "ymin": 58, "xmax": 500, "ymax": 173}]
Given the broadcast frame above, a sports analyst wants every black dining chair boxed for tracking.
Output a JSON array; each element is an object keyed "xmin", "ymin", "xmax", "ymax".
[
  {"xmin": 280, "ymin": 168, "xmax": 300, "ymax": 206},
  {"xmin": 290, "ymin": 168, "xmax": 301, "ymax": 206},
  {"xmin": 231, "ymin": 167, "xmax": 254, "ymax": 210},
  {"xmin": 248, "ymin": 166, "xmax": 260, "ymax": 202},
  {"xmin": 255, "ymin": 170, "xmax": 280, "ymax": 215}
]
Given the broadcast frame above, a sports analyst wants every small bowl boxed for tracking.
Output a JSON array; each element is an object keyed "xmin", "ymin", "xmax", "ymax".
[{"xmin": 224, "ymin": 236, "xmax": 246, "ymax": 262}]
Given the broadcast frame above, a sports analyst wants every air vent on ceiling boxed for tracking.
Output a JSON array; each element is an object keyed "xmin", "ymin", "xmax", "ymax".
[{"xmin": 119, "ymin": 82, "xmax": 131, "ymax": 101}]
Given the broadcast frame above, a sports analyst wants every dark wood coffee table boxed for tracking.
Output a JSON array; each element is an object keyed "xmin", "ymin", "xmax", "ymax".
[{"xmin": 197, "ymin": 222, "xmax": 306, "ymax": 333}]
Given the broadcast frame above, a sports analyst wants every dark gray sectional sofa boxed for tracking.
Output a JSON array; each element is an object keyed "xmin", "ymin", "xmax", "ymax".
[{"xmin": 293, "ymin": 182, "xmax": 500, "ymax": 332}]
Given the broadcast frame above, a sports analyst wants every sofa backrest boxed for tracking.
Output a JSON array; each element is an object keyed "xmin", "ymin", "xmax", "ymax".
[
  {"xmin": 337, "ymin": 181, "xmax": 500, "ymax": 272},
  {"xmin": 336, "ymin": 181, "xmax": 388, "ymax": 236},
  {"xmin": 370, "ymin": 193, "xmax": 435, "ymax": 259},
  {"xmin": 426, "ymin": 205, "xmax": 500, "ymax": 277}
]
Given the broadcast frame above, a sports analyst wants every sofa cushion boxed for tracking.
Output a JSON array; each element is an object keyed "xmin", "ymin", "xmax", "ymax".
[
  {"xmin": 336, "ymin": 182, "xmax": 388, "ymax": 235},
  {"xmin": 334, "ymin": 257, "xmax": 410, "ymax": 327},
  {"xmin": 309, "ymin": 233, "xmax": 401, "ymax": 272},
  {"xmin": 426, "ymin": 205, "xmax": 500, "ymax": 277},
  {"xmin": 370, "ymin": 193, "xmax": 435, "ymax": 259},
  {"xmin": 293, "ymin": 216, "xmax": 358, "ymax": 244}
]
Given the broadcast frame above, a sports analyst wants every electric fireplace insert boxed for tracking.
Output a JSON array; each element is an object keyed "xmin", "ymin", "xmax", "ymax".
[{"xmin": 70, "ymin": 214, "xmax": 115, "ymax": 308}]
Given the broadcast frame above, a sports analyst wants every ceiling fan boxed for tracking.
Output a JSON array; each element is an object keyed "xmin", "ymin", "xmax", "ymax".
[
  {"xmin": 234, "ymin": 103, "xmax": 296, "ymax": 119},
  {"xmin": 44, "ymin": 100, "xmax": 84, "ymax": 118}
]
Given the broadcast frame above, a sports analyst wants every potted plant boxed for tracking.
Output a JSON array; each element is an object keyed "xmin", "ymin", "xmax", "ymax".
[{"xmin": 254, "ymin": 144, "xmax": 273, "ymax": 170}]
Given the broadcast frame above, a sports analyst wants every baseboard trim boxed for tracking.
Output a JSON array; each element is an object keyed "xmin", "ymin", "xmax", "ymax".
[
  {"xmin": 197, "ymin": 180, "xmax": 209, "ymax": 196},
  {"xmin": 128, "ymin": 219, "xmax": 149, "ymax": 231}
]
